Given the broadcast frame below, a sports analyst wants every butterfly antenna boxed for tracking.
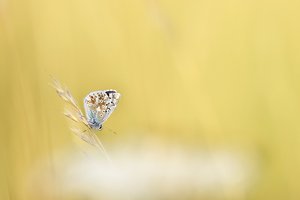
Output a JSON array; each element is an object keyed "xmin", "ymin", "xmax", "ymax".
[{"xmin": 105, "ymin": 126, "xmax": 118, "ymax": 135}]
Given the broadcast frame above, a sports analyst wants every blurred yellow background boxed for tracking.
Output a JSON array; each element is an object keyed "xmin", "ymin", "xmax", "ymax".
[{"xmin": 1, "ymin": 0, "xmax": 300, "ymax": 199}]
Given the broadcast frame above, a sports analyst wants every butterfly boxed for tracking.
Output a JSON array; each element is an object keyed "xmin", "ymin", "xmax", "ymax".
[{"xmin": 51, "ymin": 78, "xmax": 120, "ymax": 155}]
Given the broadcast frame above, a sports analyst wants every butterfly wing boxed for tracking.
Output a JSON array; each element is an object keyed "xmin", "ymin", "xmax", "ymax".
[{"xmin": 84, "ymin": 90, "xmax": 121, "ymax": 129}]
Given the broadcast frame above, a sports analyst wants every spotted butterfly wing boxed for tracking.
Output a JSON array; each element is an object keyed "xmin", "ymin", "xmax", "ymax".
[{"xmin": 84, "ymin": 90, "xmax": 121, "ymax": 130}]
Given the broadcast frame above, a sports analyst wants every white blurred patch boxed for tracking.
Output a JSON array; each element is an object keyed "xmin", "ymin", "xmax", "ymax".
[{"xmin": 26, "ymin": 141, "xmax": 257, "ymax": 199}]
